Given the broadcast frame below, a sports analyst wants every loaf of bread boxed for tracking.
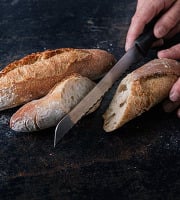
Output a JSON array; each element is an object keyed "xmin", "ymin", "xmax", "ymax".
[
  {"xmin": 10, "ymin": 74, "xmax": 99, "ymax": 132},
  {"xmin": 103, "ymin": 58, "xmax": 180, "ymax": 132},
  {"xmin": 0, "ymin": 48, "xmax": 116, "ymax": 111}
]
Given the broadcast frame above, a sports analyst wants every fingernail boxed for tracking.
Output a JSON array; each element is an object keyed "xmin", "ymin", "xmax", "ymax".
[
  {"xmin": 155, "ymin": 26, "xmax": 166, "ymax": 38},
  {"xmin": 170, "ymin": 91, "xmax": 178, "ymax": 102}
]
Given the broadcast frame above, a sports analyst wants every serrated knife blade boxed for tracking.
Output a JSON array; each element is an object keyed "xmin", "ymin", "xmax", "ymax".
[
  {"xmin": 54, "ymin": 46, "xmax": 144, "ymax": 147},
  {"xmin": 54, "ymin": 16, "xmax": 159, "ymax": 147}
]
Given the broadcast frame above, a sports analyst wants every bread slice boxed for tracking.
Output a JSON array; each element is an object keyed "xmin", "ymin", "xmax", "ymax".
[
  {"xmin": 10, "ymin": 74, "xmax": 99, "ymax": 132},
  {"xmin": 0, "ymin": 48, "xmax": 116, "ymax": 111},
  {"xmin": 103, "ymin": 58, "xmax": 180, "ymax": 132}
]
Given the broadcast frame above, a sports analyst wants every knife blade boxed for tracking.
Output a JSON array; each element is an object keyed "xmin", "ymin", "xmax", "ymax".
[{"xmin": 54, "ymin": 18, "xmax": 158, "ymax": 147}]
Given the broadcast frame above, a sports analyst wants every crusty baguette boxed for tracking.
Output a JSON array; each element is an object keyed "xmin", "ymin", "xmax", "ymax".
[
  {"xmin": 103, "ymin": 58, "xmax": 180, "ymax": 132},
  {"xmin": 0, "ymin": 48, "xmax": 116, "ymax": 111},
  {"xmin": 10, "ymin": 74, "xmax": 99, "ymax": 132}
]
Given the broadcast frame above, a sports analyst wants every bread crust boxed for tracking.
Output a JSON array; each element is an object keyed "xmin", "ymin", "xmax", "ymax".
[
  {"xmin": 103, "ymin": 58, "xmax": 180, "ymax": 132},
  {"xmin": 1, "ymin": 49, "xmax": 72, "ymax": 76},
  {"xmin": 0, "ymin": 48, "xmax": 116, "ymax": 111},
  {"xmin": 131, "ymin": 58, "xmax": 180, "ymax": 80},
  {"xmin": 10, "ymin": 74, "xmax": 97, "ymax": 132}
]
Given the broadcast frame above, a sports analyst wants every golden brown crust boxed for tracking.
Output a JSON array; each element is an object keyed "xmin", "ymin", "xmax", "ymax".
[
  {"xmin": 0, "ymin": 48, "xmax": 73, "ymax": 77},
  {"xmin": 132, "ymin": 58, "xmax": 180, "ymax": 81},
  {"xmin": 0, "ymin": 48, "xmax": 116, "ymax": 79},
  {"xmin": 0, "ymin": 48, "xmax": 116, "ymax": 111}
]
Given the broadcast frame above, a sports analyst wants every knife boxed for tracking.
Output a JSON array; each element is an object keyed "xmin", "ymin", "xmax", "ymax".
[{"xmin": 54, "ymin": 18, "xmax": 158, "ymax": 147}]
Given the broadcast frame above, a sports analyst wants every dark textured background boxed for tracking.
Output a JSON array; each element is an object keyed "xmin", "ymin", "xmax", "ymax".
[{"xmin": 0, "ymin": 0, "xmax": 180, "ymax": 199}]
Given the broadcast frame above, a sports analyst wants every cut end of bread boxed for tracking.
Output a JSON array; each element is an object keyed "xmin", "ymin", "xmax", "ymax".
[{"xmin": 103, "ymin": 75, "xmax": 132, "ymax": 132}]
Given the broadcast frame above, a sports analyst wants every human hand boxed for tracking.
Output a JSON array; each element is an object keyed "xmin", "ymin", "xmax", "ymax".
[
  {"xmin": 163, "ymin": 78, "xmax": 180, "ymax": 118},
  {"xmin": 125, "ymin": 0, "xmax": 180, "ymax": 60},
  {"xmin": 125, "ymin": 0, "xmax": 180, "ymax": 117}
]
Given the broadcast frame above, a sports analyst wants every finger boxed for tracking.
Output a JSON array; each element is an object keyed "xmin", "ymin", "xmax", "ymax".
[
  {"xmin": 125, "ymin": 2, "xmax": 160, "ymax": 51},
  {"xmin": 163, "ymin": 99, "xmax": 180, "ymax": 113},
  {"xmin": 154, "ymin": 0, "xmax": 180, "ymax": 38},
  {"xmin": 125, "ymin": 0, "xmax": 176, "ymax": 51},
  {"xmin": 158, "ymin": 43, "xmax": 180, "ymax": 60},
  {"xmin": 165, "ymin": 23, "xmax": 180, "ymax": 39},
  {"xmin": 169, "ymin": 77, "xmax": 180, "ymax": 102}
]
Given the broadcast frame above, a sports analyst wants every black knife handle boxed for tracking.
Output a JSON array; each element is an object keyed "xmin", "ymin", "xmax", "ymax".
[{"xmin": 135, "ymin": 16, "xmax": 159, "ymax": 56}]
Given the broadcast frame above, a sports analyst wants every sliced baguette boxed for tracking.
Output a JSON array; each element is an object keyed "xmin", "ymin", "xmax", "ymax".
[
  {"xmin": 0, "ymin": 48, "xmax": 116, "ymax": 111},
  {"xmin": 10, "ymin": 74, "xmax": 99, "ymax": 132},
  {"xmin": 103, "ymin": 58, "xmax": 180, "ymax": 132}
]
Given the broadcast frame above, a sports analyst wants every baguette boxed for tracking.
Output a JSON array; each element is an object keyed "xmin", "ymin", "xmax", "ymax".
[
  {"xmin": 0, "ymin": 48, "xmax": 115, "ymax": 111},
  {"xmin": 10, "ymin": 74, "xmax": 99, "ymax": 132},
  {"xmin": 103, "ymin": 58, "xmax": 180, "ymax": 132}
]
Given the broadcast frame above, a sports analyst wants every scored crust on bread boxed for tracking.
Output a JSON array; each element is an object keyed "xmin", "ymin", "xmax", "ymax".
[
  {"xmin": 103, "ymin": 58, "xmax": 180, "ymax": 132},
  {"xmin": 10, "ymin": 74, "xmax": 99, "ymax": 132},
  {"xmin": 0, "ymin": 48, "xmax": 116, "ymax": 111}
]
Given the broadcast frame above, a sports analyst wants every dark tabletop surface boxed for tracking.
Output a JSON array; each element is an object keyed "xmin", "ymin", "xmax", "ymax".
[{"xmin": 0, "ymin": 0, "xmax": 180, "ymax": 200}]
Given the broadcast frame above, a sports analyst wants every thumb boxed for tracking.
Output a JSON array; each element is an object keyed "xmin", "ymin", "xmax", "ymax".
[{"xmin": 158, "ymin": 44, "xmax": 180, "ymax": 60}]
